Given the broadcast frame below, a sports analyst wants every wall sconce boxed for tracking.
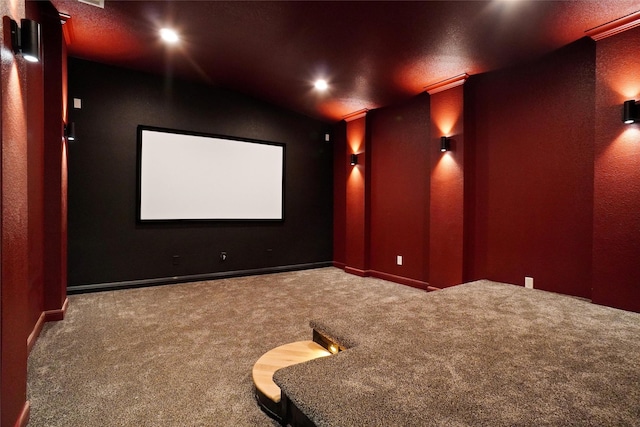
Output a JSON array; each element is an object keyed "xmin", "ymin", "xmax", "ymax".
[
  {"xmin": 440, "ymin": 136, "xmax": 451, "ymax": 152},
  {"xmin": 623, "ymin": 100, "xmax": 639, "ymax": 124},
  {"xmin": 64, "ymin": 122, "xmax": 76, "ymax": 141},
  {"xmin": 350, "ymin": 153, "xmax": 358, "ymax": 165},
  {"xmin": 10, "ymin": 19, "xmax": 41, "ymax": 63}
]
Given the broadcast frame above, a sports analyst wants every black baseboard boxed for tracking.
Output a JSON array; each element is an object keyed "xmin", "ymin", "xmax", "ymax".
[{"xmin": 67, "ymin": 262, "xmax": 333, "ymax": 294}]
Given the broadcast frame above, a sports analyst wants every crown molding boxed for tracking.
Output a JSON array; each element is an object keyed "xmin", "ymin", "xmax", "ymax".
[
  {"xmin": 342, "ymin": 109, "xmax": 369, "ymax": 122},
  {"xmin": 59, "ymin": 12, "xmax": 75, "ymax": 45},
  {"xmin": 586, "ymin": 10, "xmax": 640, "ymax": 41},
  {"xmin": 424, "ymin": 73, "xmax": 470, "ymax": 95}
]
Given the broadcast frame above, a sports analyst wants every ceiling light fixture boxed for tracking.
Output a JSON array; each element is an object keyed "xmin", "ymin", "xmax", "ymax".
[
  {"xmin": 160, "ymin": 28, "xmax": 179, "ymax": 44},
  {"xmin": 314, "ymin": 79, "xmax": 328, "ymax": 91}
]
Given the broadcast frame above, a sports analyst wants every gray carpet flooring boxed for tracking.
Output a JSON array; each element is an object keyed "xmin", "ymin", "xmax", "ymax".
[
  {"xmin": 28, "ymin": 267, "xmax": 425, "ymax": 426},
  {"xmin": 276, "ymin": 280, "xmax": 640, "ymax": 426}
]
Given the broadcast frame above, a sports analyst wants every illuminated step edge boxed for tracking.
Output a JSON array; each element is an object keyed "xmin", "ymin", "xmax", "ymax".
[{"xmin": 252, "ymin": 340, "xmax": 331, "ymax": 420}]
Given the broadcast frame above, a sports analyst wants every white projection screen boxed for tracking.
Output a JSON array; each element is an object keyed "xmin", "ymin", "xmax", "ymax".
[{"xmin": 137, "ymin": 126, "xmax": 285, "ymax": 221}]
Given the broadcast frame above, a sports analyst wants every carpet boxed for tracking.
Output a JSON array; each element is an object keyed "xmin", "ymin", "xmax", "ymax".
[
  {"xmin": 27, "ymin": 267, "xmax": 425, "ymax": 426},
  {"xmin": 274, "ymin": 280, "xmax": 640, "ymax": 426}
]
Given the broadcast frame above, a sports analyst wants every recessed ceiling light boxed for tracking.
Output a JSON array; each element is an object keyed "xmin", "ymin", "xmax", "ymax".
[
  {"xmin": 314, "ymin": 79, "xmax": 328, "ymax": 91},
  {"xmin": 160, "ymin": 28, "xmax": 179, "ymax": 44}
]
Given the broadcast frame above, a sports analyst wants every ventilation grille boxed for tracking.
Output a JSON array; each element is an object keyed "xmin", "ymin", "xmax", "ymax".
[{"xmin": 78, "ymin": 0, "xmax": 104, "ymax": 8}]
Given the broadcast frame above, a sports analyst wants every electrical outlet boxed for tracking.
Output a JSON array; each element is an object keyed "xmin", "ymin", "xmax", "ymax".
[
  {"xmin": 525, "ymin": 276, "xmax": 534, "ymax": 289},
  {"xmin": 172, "ymin": 255, "xmax": 180, "ymax": 266},
  {"xmin": 397, "ymin": 255, "xmax": 403, "ymax": 266},
  {"xmin": 220, "ymin": 252, "xmax": 227, "ymax": 262}
]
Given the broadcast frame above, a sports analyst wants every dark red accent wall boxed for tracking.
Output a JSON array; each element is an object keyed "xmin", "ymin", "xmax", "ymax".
[
  {"xmin": 368, "ymin": 95, "xmax": 430, "ymax": 287},
  {"xmin": 2, "ymin": 11, "xmax": 31, "ymax": 426},
  {"xmin": 1, "ymin": 2, "xmax": 68, "ymax": 424},
  {"xmin": 27, "ymin": 14, "xmax": 46, "ymax": 328},
  {"xmin": 464, "ymin": 39, "xmax": 595, "ymax": 298},
  {"xmin": 332, "ymin": 120, "xmax": 347, "ymax": 268},
  {"xmin": 592, "ymin": 26, "xmax": 640, "ymax": 312},
  {"xmin": 429, "ymin": 86, "xmax": 464, "ymax": 288},
  {"xmin": 39, "ymin": 1, "xmax": 67, "ymax": 315},
  {"xmin": 336, "ymin": 39, "xmax": 607, "ymax": 302},
  {"xmin": 344, "ymin": 116, "xmax": 369, "ymax": 275}
]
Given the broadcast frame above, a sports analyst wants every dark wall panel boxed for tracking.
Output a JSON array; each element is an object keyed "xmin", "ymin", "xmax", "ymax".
[
  {"xmin": 67, "ymin": 58, "xmax": 333, "ymax": 287},
  {"xmin": 464, "ymin": 38, "xmax": 595, "ymax": 298}
]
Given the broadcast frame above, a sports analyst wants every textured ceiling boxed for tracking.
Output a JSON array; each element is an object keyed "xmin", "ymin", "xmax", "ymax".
[{"xmin": 50, "ymin": 0, "xmax": 640, "ymax": 122}]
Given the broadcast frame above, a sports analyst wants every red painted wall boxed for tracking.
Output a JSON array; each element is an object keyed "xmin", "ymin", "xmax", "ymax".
[
  {"xmin": 1, "ymin": 10, "xmax": 31, "ymax": 426},
  {"xmin": 333, "ymin": 121, "xmax": 347, "ymax": 268},
  {"xmin": 1, "ymin": 2, "xmax": 68, "ymax": 424},
  {"xmin": 368, "ymin": 95, "xmax": 430, "ymax": 287},
  {"xmin": 592, "ymin": 26, "xmax": 640, "ymax": 312},
  {"xmin": 334, "ymin": 36, "xmax": 640, "ymax": 312},
  {"xmin": 27, "ymin": 13, "xmax": 45, "ymax": 328},
  {"xmin": 39, "ymin": 0, "xmax": 68, "ymax": 315},
  {"xmin": 344, "ymin": 116, "xmax": 369, "ymax": 274},
  {"xmin": 464, "ymin": 39, "xmax": 595, "ymax": 298},
  {"xmin": 429, "ymin": 86, "xmax": 464, "ymax": 288}
]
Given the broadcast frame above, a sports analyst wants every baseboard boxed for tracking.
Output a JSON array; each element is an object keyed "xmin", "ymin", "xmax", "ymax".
[
  {"xmin": 27, "ymin": 312, "xmax": 46, "ymax": 354},
  {"xmin": 44, "ymin": 297, "xmax": 70, "ymax": 322},
  {"xmin": 369, "ymin": 270, "xmax": 430, "ymax": 291},
  {"xmin": 332, "ymin": 261, "xmax": 346, "ymax": 269},
  {"xmin": 341, "ymin": 266, "xmax": 431, "ymax": 291},
  {"xmin": 14, "ymin": 401, "xmax": 30, "ymax": 427},
  {"xmin": 27, "ymin": 298, "xmax": 70, "ymax": 354},
  {"xmin": 344, "ymin": 266, "xmax": 369, "ymax": 277},
  {"xmin": 67, "ymin": 262, "xmax": 333, "ymax": 294}
]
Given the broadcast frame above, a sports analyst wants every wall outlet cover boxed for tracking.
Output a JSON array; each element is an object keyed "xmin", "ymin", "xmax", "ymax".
[{"xmin": 525, "ymin": 277, "xmax": 534, "ymax": 289}]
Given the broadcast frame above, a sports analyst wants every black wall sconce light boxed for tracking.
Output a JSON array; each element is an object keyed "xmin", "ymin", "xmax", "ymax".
[
  {"xmin": 64, "ymin": 122, "xmax": 76, "ymax": 141},
  {"xmin": 10, "ymin": 19, "xmax": 42, "ymax": 63},
  {"xmin": 350, "ymin": 153, "xmax": 359, "ymax": 165},
  {"xmin": 440, "ymin": 136, "xmax": 451, "ymax": 152},
  {"xmin": 623, "ymin": 100, "xmax": 639, "ymax": 124}
]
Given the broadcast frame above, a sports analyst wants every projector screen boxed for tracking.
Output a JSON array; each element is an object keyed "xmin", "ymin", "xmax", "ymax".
[{"xmin": 137, "ymin": 126, "xmax": 285, "ymax": 221}]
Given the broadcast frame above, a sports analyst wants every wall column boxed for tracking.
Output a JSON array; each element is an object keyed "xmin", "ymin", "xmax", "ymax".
[
  {"xmin": 1, "ymin": 6, "xmax": 31, "ymax": 426},
  {"xmin": 427, "ymin": 76, "xmax": 467, "ymax": 289},
  {"xmin": 592, "ymin": 24, "xmax": 640, "ymax": 312},
  {"xmin": 344, "ymin": 113, "xmax": 370, "ymax": 276}
]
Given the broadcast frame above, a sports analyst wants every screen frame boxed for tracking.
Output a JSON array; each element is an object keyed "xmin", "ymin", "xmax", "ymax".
[{"xmin": 136, "ymin": 125, "xmax": 286, "ymax": 223}]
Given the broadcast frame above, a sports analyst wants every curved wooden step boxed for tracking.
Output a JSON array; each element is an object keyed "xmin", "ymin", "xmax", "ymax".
[{"xmin": 253, "ymin": 340, "xmax": 330, "ymax": 420}]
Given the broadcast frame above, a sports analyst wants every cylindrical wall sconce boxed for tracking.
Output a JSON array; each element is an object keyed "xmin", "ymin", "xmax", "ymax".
[
  {"xmin": 65, "ymin": 122, "xmax": 76, "ymax": 141},
  {"xmin": 440, "ymin": 136, "xmax": 451, "ymax": 152},
  {"xmin": 350, "ymin": 153, "xmax": 359, "ymax": 165},
  {"xmin": 10, "ymin": 19, "xmax": 41, "ymax": 63},
  {"xmin": 623, "ymin": 100, "xmax": 638, "ymax": 124}
]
